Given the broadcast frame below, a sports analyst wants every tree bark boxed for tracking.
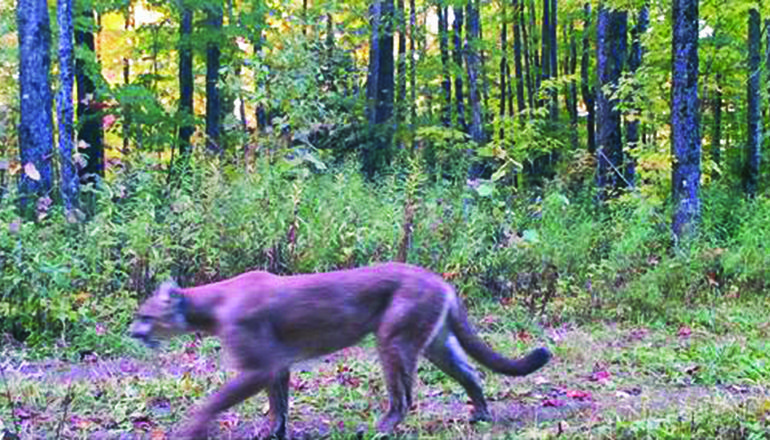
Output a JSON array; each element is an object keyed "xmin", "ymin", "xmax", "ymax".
[
  {"xmin": 18, "ymin": 0, "xmax": 54, "ymax": 214},
  {"xmin": 396, "ymin": 0, "xmax": 407, "ymax": 132},
  {"xmin": 253, "ymin": 0, "xmax": 267, "ymax": 131},
  {"xmin": 745, "ymin": 8, "xmax": 761, "ymax": 198},
  {"xmin": 581, "ymin": 3, "xmax": 595, "ymax": 153},
  {"xmin": 549, "ymin": 0, "xmax": 557, "ymax": 120},
  {"xmin": 566, "ymin": 21, "xmax": 578, "ymax": 148},
  {"xmin": 711, "ymin": 73, "xmax": 722, "ymax": 174},
  {"xmin": 499, "ymin": 0, "xmax": 508, "ymax": 140},
  {"xmin": 122, "ymin": 2, "xmax": 133, "ymax": 153},
  {"xmin": 624, "ymin": 5, "xmax": 648, "ymax": 186},
  {"xmin": 512, "ymin": 0, "xmax": 526, "ymax": 119},
  {"xmin": 521, "ymin": 2, "xmax": 534, "ymax": 115},
  {"xmin": 57, "ymin": 0, "xmax": 78, "ymax": 211},
  {"xmin": 465, "ymin": 0, "xmax": 483, "ymax": 144},
  {"xmin": 671, "ymin": 0, "xmax": 701, "ymax": 240},
  {"xmin": 540, "ymin": 0, "xmax": 550, "ymax": 108},
  {"xmin": 75, "ymin": 6, "xmax": 104, "ymax": 183},
  {"xmin": 453, "ymin": 4, "xmax": 466, "ymax": 131},
  {"xmin": 529, "ymin": 0, "xmax": 540, "ymax": 93},
  {"xmin": 365, "ymin": 0, "xmax": 395, "ymax": 176},
  {"xmin": 178, "ymin": 5, "xmax": 194, "ymax": 160},
  {"xmin": 438, "ymin": 2, "xmax": 451, "ymax": 127},
  {"xmin": 205, "ymin": 3, "xmax": 223, "ymax": 153},
  {"xmin": 596, "ymin": 6, "xmax": 627, "ymax": 193},
  {"xmin": 409, "ymin": 0, "xmax": 416, "ymax": 133}
]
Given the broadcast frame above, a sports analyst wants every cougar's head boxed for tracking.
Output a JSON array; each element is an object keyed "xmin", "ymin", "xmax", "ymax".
[{"xmin": 130, "ymin": 281, "xmax": 188, "ymax": 348}]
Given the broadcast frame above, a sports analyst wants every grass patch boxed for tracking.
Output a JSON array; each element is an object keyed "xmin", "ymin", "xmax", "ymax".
[{"xmin": 1, "ymin": 302, "xmax": 768, "ymax": 439}]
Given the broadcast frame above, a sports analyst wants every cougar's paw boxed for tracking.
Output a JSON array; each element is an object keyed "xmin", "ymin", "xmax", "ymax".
[{"xmin": 469, "ymin": 408, "xmax": 492, "ymax": 424}]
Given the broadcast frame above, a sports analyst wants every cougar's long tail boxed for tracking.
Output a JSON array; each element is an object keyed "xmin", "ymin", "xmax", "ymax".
[{"xmin": 448, "ymin": 299, "xmax": 551, "ymax": 377}]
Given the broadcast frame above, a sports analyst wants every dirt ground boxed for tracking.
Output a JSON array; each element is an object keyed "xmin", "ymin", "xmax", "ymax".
[{"xmin": 2, "ymin": 322, "xmax": 768, "ymax": 439}]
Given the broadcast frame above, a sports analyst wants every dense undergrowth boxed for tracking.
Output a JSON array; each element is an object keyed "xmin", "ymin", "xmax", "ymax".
[{"xmin": 0, "ymin": 151, "xmax": 768, "ymax": 353}]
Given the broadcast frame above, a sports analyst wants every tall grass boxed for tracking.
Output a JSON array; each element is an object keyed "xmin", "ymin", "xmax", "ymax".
[{"xmin": 1, "ymin": 153, "xmax": 768, "ymax": 349}]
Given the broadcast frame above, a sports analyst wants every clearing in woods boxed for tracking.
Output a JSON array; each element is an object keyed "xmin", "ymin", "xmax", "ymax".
[{"xmin": 1, "ymin": 302, "xmax": 769, "ymax": 439}]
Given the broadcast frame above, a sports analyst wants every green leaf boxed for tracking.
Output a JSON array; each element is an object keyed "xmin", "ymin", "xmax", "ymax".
[
  {"xmin": 476, "ymin": 183, "xmax": 494, "ymax": 197},
  {"xmin": 522, "ymin": 229, "xmax": 539, "ymax": 244}
]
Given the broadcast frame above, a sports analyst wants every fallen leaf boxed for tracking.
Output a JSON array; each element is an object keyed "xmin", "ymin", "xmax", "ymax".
[
  {"xmin": 23, "ymin": 163, "xmax": 40, "ymax": 181},
  {"xmin": 218, "ymin": 412, "xmax": 239, "ymax": 431},
  {"xmin": 480, "ymin": 315, "xmax": 498, "ymax": 325},
  {"xmin": 566, "ymin": 389, "xmax": 592, "ymax": 401},
  {"xmin": 542, "ymin": 398, "xmax": 566, "ymax": 407},
  {"xmin": 590, "ymin": 370, "xmax": 611, "ymax": 382},
  {"xmin": 678, "ymin": 326, "xmax": 692, "ymax": 338}
]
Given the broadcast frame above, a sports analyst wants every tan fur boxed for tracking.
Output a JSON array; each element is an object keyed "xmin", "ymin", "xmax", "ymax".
[{"xmin": 130, "ymin": 262, "xmax": 551, "ymax": 439}]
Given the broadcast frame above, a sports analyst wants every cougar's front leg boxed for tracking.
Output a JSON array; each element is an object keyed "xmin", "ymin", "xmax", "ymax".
[
  {"xmin": 267, "ymin": 368, "xmax": 291, "ymax": 439},
  {"xmin": 183, "ymin": 370, "xmax": 271, "ymax": 440}
]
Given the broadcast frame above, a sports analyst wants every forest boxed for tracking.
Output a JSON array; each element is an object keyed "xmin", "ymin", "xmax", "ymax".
[{"xmin": 1, "ymin": 0, "xmax": 770, "ymax": 438}]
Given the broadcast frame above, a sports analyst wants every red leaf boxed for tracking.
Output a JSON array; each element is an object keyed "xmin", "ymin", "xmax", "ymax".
[
  {"xmin": 678, "ymin": 326, "xmax": 692, "ymax": 338},
  {"xmin": 590, "ymin": 370, "xmax": 611, "ymax": 382},
  {"xmin": 542, "ymin": 398, "xmax": 566, "ymax": 407},
  {"xmin": 566, "ymin": 389, "xmax": 592, "ymax": 401}
]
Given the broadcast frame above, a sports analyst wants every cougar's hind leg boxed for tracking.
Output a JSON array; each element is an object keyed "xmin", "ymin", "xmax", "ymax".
[
  {"xmin": 267, "ymin": 368, "xmax": 291, "ymax": 439},
  {"xmin": 424, "ymin": 325, "xmax": 491, "ymax": 422},
  {"xmin": 375, "ymin": 293, "xmax": 445, "ymax": 433}
]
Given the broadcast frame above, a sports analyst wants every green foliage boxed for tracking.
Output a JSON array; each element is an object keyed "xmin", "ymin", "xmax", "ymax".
[{"xmin": 4, "ymin": 147, "xmax": 770, "ymax": 347}]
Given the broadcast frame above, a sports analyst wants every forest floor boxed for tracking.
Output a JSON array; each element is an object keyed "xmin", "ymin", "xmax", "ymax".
[{"xmin": 2, "ymin": 302, "xmax": 770, "ymax": 439}]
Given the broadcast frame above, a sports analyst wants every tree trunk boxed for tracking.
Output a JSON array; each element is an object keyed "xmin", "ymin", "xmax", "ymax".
[
  {"xmin": 178, "ymin": 6, "xmax": 194, "ymax": 159},
  {"xmin": 226, "ymin": 0, "xmax": 246, "ymax": 132},
  {"xmin": 438, "ymin": 2, "xmax": 451, "ymax": 127},
  {"xmin": 57, "ymin": 0, "xmax": 78, "ymax": 212},
  {"xmin": 205, "ymin": 3, "xmax": 222, "ymax": 153},
  {"xmin": 465, "ymin": 0, "xmax": 483, "ymax": 144},
  {"xmin": 122, "ymin": 2, "xmax": 133, "ymax": 153},
  {"xmin": 253, "ymin": 1, "xmax": 267, "ymax": 131},
  {"xmin": 409, "ymin": 0, "xmax": 416, "ymax": 134},
  {"xmin": 766, "ymin": 19, "xmax": 770, "ymax": 149},
  {"xmin": 540, "ymin": 0, "xmax": 550, "ymax": 108},
  {"xmin": 75, "ymin": 7, "xmax": 104, "ymax": 183},
  {"xmin": 567, "ymin": 21, "xmax": 578, "ymax": 148},
  {"xmin": 581, "ymin": 3, "xmax": 595, "ymax": 153},
  {"xmin": 520, "ymin": 2, "xmax": 534, "ymax": 115},
  {"xmin": 453, "ymin": 4, "xmax": 466, "ymax": 131},
  {"xmin": 745, "ymin": 8, "xmax": 761, "ymax": 198},
  {"xmin": 396, "ymin": 0, "xmax": 407, "ymax": 133},
  {"xmin": 367, "ymin": 0, "xmax": 382, "ymax": 124},
  {"xmin": 549, "ymin": 0, "xmax": 557, "ymax": 120},
  {"xmin": 529, "ymin": 0, "xmax": 540, "ymax": 93},
  {"xmin": 596, "ymin": 6, "xmax": 627, "ymax": 193},
  {"xmin": 18, "ymin": 0, "xmax": 54, "ymax": 214},
  {"xmin": 499, "ymin": 1, "xmax": 508, "ymax": 140},
  {"xmin": 671, "ymin": 0, "xmax": 701, "ymax": 240},
  {"xmin": 512, "ymin": 0, "xmax": 526, "ymax": 119},
  {"xmin": 365, "ymin": 0, "xmax": 395, "ymax": 176},
  {"xmin": 624, "ymin": 5, "xmax": 648, "ymax": 186},
  {"xmin": 711, "ymin": 73, "xmax": 722, "ymax": 174},
  {"xmin": 478, "ymin": 11, "xmax": 490, "ymax": 127}
]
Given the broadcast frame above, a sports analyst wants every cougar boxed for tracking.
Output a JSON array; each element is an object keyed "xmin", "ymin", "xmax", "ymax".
[{"xmin": 130, "ymin": 262, "xmax": 550, "ymax": 439}]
